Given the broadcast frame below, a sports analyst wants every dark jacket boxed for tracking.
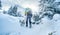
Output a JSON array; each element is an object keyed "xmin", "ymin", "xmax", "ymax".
[{"xmin": 26, "ymin": 11, "xmax": 32, "ymax": 18}]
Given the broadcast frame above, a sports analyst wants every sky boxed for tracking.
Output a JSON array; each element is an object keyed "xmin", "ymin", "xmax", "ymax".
[
  {"xmin": 1, "ymin": 0, "xmax": 60, "ymax": 13},
  {"xmin": 1, "ymin": 0, "xmax": 39, "ymax": 14}
]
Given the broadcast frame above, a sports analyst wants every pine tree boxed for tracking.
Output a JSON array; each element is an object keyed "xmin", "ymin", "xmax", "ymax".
[
  {"xmin": 8, "ymin": 5, "xmax": 18, "ymax": 17},
  {"xmin": 33, "ymin": 0, "xmax": 56, "ymax": 24},
  {"xmin": 0, "ymin": 0, "xmax": 2, "ymax": 9},
  {"xmin": 38, "ymin": 0, "xmax": 55, "ymax": 19}
]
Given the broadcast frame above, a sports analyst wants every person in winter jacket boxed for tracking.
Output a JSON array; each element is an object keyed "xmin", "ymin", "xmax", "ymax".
[{"xmin": 25, "ymin": 8, "xmax": 32, "ymax": 28}]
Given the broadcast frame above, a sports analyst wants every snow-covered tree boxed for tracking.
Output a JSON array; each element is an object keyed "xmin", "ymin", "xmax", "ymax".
[
  {"xmin": 8, "ymin": 5, "xmax": 18, "ymax": 17},
  {"xmin": 0, "ymin": 0, "xmax": 2, "ymax": 9},
  {"xmin": 38, "ymin": 0, "xmax": 55, "ymax": 19},
  {"xmin": 32, "ymin": 0, "xmax": 56, "ymax": 24},
  {"xmin": 48, "ymin": 31, "xmax": 56, "ymax": 35}
]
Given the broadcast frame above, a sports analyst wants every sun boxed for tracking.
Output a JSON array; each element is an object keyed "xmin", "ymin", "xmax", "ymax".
[{"xmin": 22, "ymin": 4, "xmax": 39, "ymax": 14}]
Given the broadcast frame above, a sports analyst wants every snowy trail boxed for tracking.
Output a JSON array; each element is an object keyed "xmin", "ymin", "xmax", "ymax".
[
  {"xmin": 0, "ymin": 13, "xmax": 60, "ymax": 35},
  {"xmin": 19, "ymin": 17, "xmax": 53, "ymax": 35},
  {"xmin": 18, "ymin": 14, "xmax": 60, "ymax": 35},
  {"xmin": 0, "ymin": 13, "xmax": 52, "ymax": 35}
]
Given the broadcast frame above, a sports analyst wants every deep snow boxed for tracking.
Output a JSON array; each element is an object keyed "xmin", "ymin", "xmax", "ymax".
[{"xmin": 0, "ymin": 13, "xmax": 60, "ymax": 35}]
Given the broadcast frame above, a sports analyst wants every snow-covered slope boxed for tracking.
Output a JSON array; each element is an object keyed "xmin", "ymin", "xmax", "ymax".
[
  {"xmin": 0, "ymin": 13, "xmax": 20, "ymax": 35},
  {"xmin": 0, "ymin": 13, "xmax": 53, "ymax": 35},
  {"xmin": 0, "ymin": 13, "xmax": 60, "ymax": 35}
]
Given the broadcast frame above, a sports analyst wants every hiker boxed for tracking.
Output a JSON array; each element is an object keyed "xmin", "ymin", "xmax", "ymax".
[{"xmin": 25, "ymin": 8, "xmax": 32, "ymax": 28}]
